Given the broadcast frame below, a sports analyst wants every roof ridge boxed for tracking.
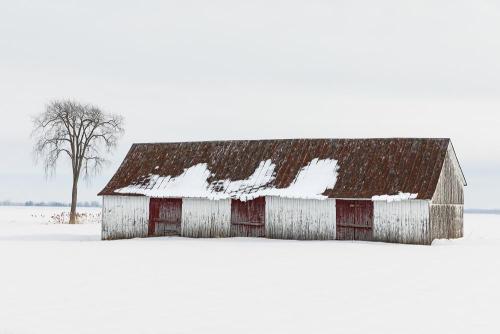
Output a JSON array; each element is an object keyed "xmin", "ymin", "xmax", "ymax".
[{"xmin": 132, "ymin": 138, "xmax": 451, "ymax": 145}]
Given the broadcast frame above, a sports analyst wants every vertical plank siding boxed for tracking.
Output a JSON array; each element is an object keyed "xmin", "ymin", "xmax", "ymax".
[
  {"xmin": 430, "ymin": 145, "xmax": 465, "ymax": 241},
  {"xmin": 432, "ymin": 146, "xmax": 465, "ymax": 205},
  {"xmin": 230, "ymin": 198, "xmax": 266, "ymax": 237},
  {"xmin": 103, "ymin": 158, "xmax": 462, "ymax": 245},
  {"xmin": 181, "ymin": 198, "xmax": 231, "ymax": 238},
  {"xmin": 102, "ymin": 195, "xmax": 149, "ymax": 240},
  {"xmin": 265, "ymin": 197, "xmax": 336, "ymax": 240},
  {"xmin": 373, "ymin": 200, "xmax": 431, "ymax": 245},
  {"xmin": 336, "ymin": 200, "xmax": 374, "ymax": 241},
  {"xmin": 430, "ymin": 205, "xmax": 463, "ymax": 239},
  {"xmin": 149, "ymin": 198, "xmax": 182, "ymax": 237}
]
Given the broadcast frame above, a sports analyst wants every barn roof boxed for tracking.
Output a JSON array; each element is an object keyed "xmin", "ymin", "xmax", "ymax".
[{"xmin": 98, "ymin": 138, "xmax": 464, "ymax": 200}]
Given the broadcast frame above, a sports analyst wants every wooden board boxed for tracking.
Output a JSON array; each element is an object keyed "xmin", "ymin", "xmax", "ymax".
[
  {"xmin": 149, "ymin": 198, "xmax": 182, "ymax": 237},
  {"xmin": 102, "ymin": 195, "xmax": 149, "ymax": 240},
  {"xmin": 336, "ymin": 200, "xmax": 373, "ymax": 241},
  {"xmin": 230, "ymin": 197, "xmax": 266, "ymax": 237}
]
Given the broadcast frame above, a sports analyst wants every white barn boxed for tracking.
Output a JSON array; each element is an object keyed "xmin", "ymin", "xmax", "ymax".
[{"xmin": 98, "ymin": 138, "xmax": 466, "ymax": 245}]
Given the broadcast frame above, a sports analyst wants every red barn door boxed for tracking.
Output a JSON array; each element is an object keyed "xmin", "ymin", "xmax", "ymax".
[
  {"xmin": 230, "ymin": 197, "xmax": 266, "ymax": 237},
  {"xmin": 336, "ymin": 200, "xmax": 373, "ymax": 241},
  {"xmin": 149, "ymin": 198, "xmax": 182, "ymax": 237}
]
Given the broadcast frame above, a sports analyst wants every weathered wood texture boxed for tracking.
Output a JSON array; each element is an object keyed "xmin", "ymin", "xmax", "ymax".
[
  {"xmin": 230, "ymin": 198, "xmax": 266, "ymax": 237},
  {"xmin": 373, "ymin": 200, "xmax": 431, "ymax": 245},
  {"xmin": 432, "ymin": 146, "xmax": 464, "ymax": 205},
  {"xmin": 102, "ymin": 195, "xmax": 149, "ymax": 240},
  {"xmin": 149, "ymin": 198, "xmax": 182, "ymax": 236},
  {"xmin": 181, "ymin": 198, "xmax": 231, "ymax": 238},
  {"xmin": 430, "ymin": 205, "xmax": 463, "ymax": 239},
  {"xmin": 265, "ymin": 197, "xmax": 336, "ymax": 240},
  {"xmin": 430, "ymin": 145, "xmax": 465, "ymax": 240},
  {"xmin": 336, "ymin": 200, "xmax": 373, "ymax": 241}
]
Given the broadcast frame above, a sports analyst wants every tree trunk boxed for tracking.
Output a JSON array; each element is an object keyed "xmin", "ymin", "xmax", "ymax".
[{"xmin": 69, "ymin": 175, "xmax": 78, "ymax": 224}]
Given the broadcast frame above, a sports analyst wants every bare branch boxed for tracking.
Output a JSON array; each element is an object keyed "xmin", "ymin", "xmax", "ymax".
[
  {"xmin": 31, "ymin": 99, "xmax": 125, "ymax": 223},
  {"xmin": 31, "ymin": 99, "xmax": 125, "ymax": 179}
]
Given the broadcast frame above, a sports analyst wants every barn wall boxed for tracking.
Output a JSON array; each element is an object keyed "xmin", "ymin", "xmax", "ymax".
[
  {"xmin": 181, "ymin": 198, "xmax": 231, "ymax": 238},
  {"xmin": 430, "ymin": 145, "xmax": 465, "ymax": 240},
  {"xmin": 265, "ymin": 197, "xmax": 336, "ymax": 240},
  {"xmin": 373, "ymin": 200, "xmax": 431, "ymax": 245},
  {"xmin": 432, "ymin": 146, "xmax": 464, "ymax": 205},
  {"xmin": 102, "ymin": 195, "xmax": 149, "ymax": 240},
  {"xmin": 430, "ymin": 205, "xmax": 463, "ymax": 240}
]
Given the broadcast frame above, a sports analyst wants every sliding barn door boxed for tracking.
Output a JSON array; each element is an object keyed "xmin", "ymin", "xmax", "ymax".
[
  {"xmin": 149, "ymin": 198, "xmax": 182, "ymax": 237},
  {"xmin": 336, "ymin": 200, "xmax": 373, "ymax": 241}
]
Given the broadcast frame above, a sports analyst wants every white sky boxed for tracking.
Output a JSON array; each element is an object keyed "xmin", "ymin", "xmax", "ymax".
[{"xmin": 0, "ymin": 0, "xmax": 499, "ymax": 208}]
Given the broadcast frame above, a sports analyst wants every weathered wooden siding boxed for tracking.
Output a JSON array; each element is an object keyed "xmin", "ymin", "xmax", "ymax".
[
  {"xmin": 336, "ymin": 200, "xmax": 373, "ymax": 241},
  {"xmin": 149, "ymin": 198, "xmax": 182, "ymax": 236},
  {"xmin": 230, "ymin": 198, "xmax": 266, "ymax": 237},
  {"xmin": 265, "ymin": 197, "xmax": 336, "ymax": 240},
  {"xmin": 373, "ymin": 200, "xmax": 431, "ymax": 245},
  {"xmin": 102, "ymin": 195, "xmax": 149, "ymax": 240},
  {"xmin": 432, "ymin": 145, "xmax": 464, "ymax": 205},
  {"xmin": 430, "ymin": 144, "xmax": 465, "ymax": 240},
  {"xmin": 181, "ymin": 198, "xmax": 231, "ymax": 238},
  {"xmin": 430, "ymin": 205, "xmax": 463, "ymax": 239}
]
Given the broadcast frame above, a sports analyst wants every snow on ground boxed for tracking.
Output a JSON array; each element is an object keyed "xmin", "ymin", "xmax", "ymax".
[
  {"xmin": 0, "ymin": 206, "xmax": 100, "ymax": 241},
  {"xmin": 0, "ymin": 207, "xmax": 499, "ymax": 334}
]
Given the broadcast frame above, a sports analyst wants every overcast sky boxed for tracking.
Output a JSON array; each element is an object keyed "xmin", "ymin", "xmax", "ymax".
[{"xmin": 1, "ymin": 0, "xmax": 499, "ymax": 208}]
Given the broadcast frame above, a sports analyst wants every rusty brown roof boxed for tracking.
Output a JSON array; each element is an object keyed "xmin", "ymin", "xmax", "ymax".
[{"xmin": 99, "ymin": 138, "xmax": 458, "ymax": 200}]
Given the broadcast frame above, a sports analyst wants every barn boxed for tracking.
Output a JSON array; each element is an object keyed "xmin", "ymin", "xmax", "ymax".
[{"xmin": 98, "ymin": 138, "xmax": 466, "ymax": 245}]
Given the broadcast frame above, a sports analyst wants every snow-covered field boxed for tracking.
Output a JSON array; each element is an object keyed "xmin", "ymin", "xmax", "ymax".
[{"xmin": 0, "ymin": 207, "xmax": 499, "ymax": 334}]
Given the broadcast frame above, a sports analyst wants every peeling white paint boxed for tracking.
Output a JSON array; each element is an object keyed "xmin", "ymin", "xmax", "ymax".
[
  {"xmin": 266, "ymin": 196, "xmax": 336, "ymax": 240},
  {"xmin": 181, "ymin": 198, "xmax": 231, "ymax": 238},
  {"xmin": 373, "ymin": 200, "xmax": 430, "ymax": 244},
  {"xmin": 102, "ymin": 195, "xmax": 149, "ymax": 240}
]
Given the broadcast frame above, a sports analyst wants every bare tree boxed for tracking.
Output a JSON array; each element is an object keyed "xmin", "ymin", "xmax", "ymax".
[{"xmin": 32, "ymin": 100, "xmax": 124, "ymax": 224}]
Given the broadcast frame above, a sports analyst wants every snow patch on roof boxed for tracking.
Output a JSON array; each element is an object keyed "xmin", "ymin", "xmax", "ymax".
[
  {"xmin": 371, "ymin": 192, "xmax": 418, "ymax": 202},
  {"xmin": 116, "ymin": 163, "xmax": 212, "ymax": 198},
  {"xmin": 261, "ymin": 158, "xmax": 338, "ymax": 200},
  {"xmin": 115, "ymin": 158, "xmax": 338, "ymax": 201},
  {"xmin": 212, "ymin": 159, "xmax": 277, "ymax": 198}
]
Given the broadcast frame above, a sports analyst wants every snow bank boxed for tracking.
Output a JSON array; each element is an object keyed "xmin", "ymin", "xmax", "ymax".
[
  {"xmin": 116, "ymin": 158, "xmax": 339, "ymax": 201},
  {"xmin": 372, "ymin": 192, "xmax": 418, "ymax": 202}
]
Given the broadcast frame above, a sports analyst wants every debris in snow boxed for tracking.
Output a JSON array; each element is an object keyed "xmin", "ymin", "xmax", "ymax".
[
  {"xmin": 371, "ymin": 192, "xmax": 418, "ymax": 202},
  {"xmin": 115, "ymin": 158, "xmax": 339, "ymax": 201}
]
